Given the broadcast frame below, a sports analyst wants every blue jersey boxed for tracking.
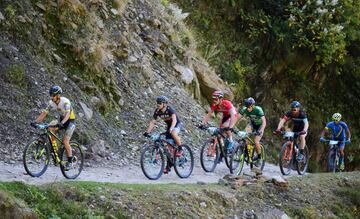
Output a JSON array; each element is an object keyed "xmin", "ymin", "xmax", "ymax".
[{"xmin": 325, "ymin": 121, "xmax": 349, "ymax": 140}]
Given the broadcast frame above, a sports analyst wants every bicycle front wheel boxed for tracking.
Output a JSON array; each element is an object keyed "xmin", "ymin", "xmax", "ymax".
[
  {"xmin": 23, "ymin": 138, "xmax": 50, "ymax": 177},
  {"xmin": 279, "ymin": 142, "xmax": 292, "ymax": 175},
  {"xmin": 140, "ymin": 144, "xmax": 165, "ymax": 180},
  {"xmin": 200, "ymin": 138, "xmax": 220, "ymax": 172},
  {"xmin": 60, "ymin": 142, "xmax": 84, "ymax": 179},
  {"xmin": 230, "ymin": 142, "xmax": 245, "ymax": 175},
  {"xmin": 296, "ymin": 145, "xmax": 309, "ymax": 175},
  {"xmin": 327, "ymin": 148, "xmax": 337, "ymax": 172},
  {"xmin": 174, "ymin": 145, "xmax": 194, "ymax": 178}
]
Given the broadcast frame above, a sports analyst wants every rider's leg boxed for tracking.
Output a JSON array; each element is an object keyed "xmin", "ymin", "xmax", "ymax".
[
  {"xmin": 339, "ymin": 143, "xmax": 345, "ymax": 170},
  {"xmin": 63, "ymin": 122, "xmax": 76, "ymax": 160},
  {"xmin": 254, "ymin": 135, "xmax": 262, "ymax": 155},
  {"xmin": 299, "ymin": 134, "xmax": 307, "ymax": 151}
]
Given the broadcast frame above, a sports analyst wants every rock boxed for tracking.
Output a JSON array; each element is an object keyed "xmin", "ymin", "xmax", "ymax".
[
  {"xmin": 174, "ymin": 64, "xmax": 194, "ymax": 85},
  {"xmin": 0, "ymin": 12, "xmax": 4, "ymax": 21},
  {"xmin": 270, "ymin": 175, "xmax": 289, "ymax": 187},
  {"xmin": 120, "ymin": 130, "xmax": 127, "ymax": 135},
  {"xmin": 99, "ymin": 195, "xmax": 106, "ymax": 202},
  {"xmin": 128, "ymin": 56, "xmax": 137, "ymax": 62},
  {"xmin": 79, "ymin": 102, "xmax": 93, "ymax": 121},
  {"xmin": 70, "ymin": 75, "xmax": 82, "ymax": 83},
  {"xmin": 111, "ymin": 8, "xmax": 119, "ymax": 15},
  {"xmin": 35, "ymin": 2, "xmax": 46, "ymax": 11},
  {"xmin": 197, "ymin": 181, "xmax": 206, "ymax": 185},
  {"xmin": 153, "ymin": 47, "xmax": 165, "ymax": 57},
  {"xmin": 91, "ymin": 96, "xmax": 101, "ymax": 105},
  {"xmin": 199, "ymin": 202, "xmax": 207, "ymax": 208}
]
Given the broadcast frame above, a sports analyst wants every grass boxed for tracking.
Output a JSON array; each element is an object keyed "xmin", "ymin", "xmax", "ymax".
[{"xmin": 4, "ymin": 64, "xmax": 26, "ymax": 86}]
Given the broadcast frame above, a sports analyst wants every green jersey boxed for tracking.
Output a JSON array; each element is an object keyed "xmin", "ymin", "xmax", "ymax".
[{"xmin": 239, "ymin": 106, "xmax": 265, "ymax": 126}]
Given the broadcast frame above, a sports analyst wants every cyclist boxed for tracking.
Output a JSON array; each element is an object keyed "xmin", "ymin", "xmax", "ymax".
[
  {"xmin": 144, "ymin": 96, "xmax": 184, "ymax": 174},
  {"xmin": 239, "ymin": 97, "xmax": 266, "ymax": 165},
  {"xmin": 34, "ymin": 86, "xmax": 76, "ymax": 170},
  {"xmin": 320, "ymin": 113, "xmax": 351, "ymax": 171},
  {"xmin": 274, "ymin": 101, "xmax": 309, "ymax": 162},
  {"xmin": 201, "ymin": 90, "xmax": 239, "ymax": 154}
]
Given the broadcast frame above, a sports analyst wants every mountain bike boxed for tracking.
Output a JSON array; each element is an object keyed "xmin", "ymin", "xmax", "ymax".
[
  {"xmin": 229, "ymin": 131, "xmax": 266, "ymax": 175},
  {"xmin": 199, "ymin": 126, "xmax": 238, "ymax": 173},
  {"xmin": 277, "ymin": 131, "xmax": 309, "ymax": 175},
  {"xmin": 23, "ymin": 123, "xmax": 84, "ymax": 179},
  {"xmin": 323, "ymin": 139, "xmax": 348, "ymax": 172},
  {"xmin": 140, "ymin": 132, "xmax": 194, "ymax": 180}
]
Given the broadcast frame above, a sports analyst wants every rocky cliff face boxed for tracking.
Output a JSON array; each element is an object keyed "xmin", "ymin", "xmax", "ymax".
[{"xmin": 0, "ymin": 0, "xmax": 230, "ymax": 166}]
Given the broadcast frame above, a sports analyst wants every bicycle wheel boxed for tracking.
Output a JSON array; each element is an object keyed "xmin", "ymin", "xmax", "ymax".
[
  {"xmin": 327, "ymin": 147, "xmax": 338, "ymax": 172},
  {"xmin": 296, "ymin": 145, "xmax": 309, "ymax": 175},
  {"xmin": 140, "ymin": 144, "xmax": 165, "ymax": 180},
  {"xmin": 200, "ymin": 138, "xmax": 220, "ymax": 172},
  {"xmin": 174, "ymin": 145, "xmax": 194, "ymax": 178},
  {"xmin": 60, "ymin": 142, "xmax": 84, "ymax": 179},
  {"xmin": 23, "ymin": 138, "xmax": 50, "ymax": 177},
  {"xmin": 230, "ymin": 142, "xmax": 245, "ymax": 175},
  {"xmin": 279, "ymin": 142, "xmax": 292, "ymax": 175}
]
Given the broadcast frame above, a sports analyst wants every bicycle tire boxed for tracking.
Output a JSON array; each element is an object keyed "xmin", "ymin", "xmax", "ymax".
[
  {"xmin": 296, "ymin": 145, "xmax": 309, "ymax": 175},
  {"xmin": 23, "ymin": 138, "xmax": 50, "ymax": 177},
  {"xmin": 230, "ymin": 142, "xmax": 245, "ymax": 175},
  {"xmin": 140, "ymin": 144, "xmax": 165, "ymax": 180},
  {"xmin": 60, "ymin": 142, "xmax": 84, "ymax": 179},
  {"xmin": 200, "ymin": 138, "xmax": 220, "ymax": 172},
  {"xmin": 174, "ymin": 145, "xmax": 194, "ymax": 178},
  {"xmin": 328, "ymin": 149, "xmax": 338, "ymax": 173},
  {"xmin": 279, "ymin": 142, "xmax": 292, "ymax": 176}
]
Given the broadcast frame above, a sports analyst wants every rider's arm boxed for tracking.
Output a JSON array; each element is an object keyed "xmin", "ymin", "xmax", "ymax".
[
  {"xmin": 146, "ymin": 119, "xmax": 156, "ymax": 133},
  {"xmin": 276, "ymin": 118, "xmax": 286, "ymax": 130},
  {"xmin": 303, "ymin": 118, "xmax": 309, "ymax": 133},
  {"xmin": 346, "ymin": 129, "xmax": 351, "ymax": 140},
  {"xmin": 260, "ymin": 116, "xmax": 266, "ymax": 132},
  {"xmin": 202, "ymin": 110, "xmax": 212, "ymax": 125},
  {"xmin": 169, "ymin": 114, "xmax": 177, "ymax": 132},
  {"xmin": 61, "ymin": 112, "xmax": 70, "ymax": 125},
  {"xmin": 36, "ymin": 111, "xmax": 48, "ymax": 123},
  {"xmin": 229, "ymin": 107, "xmax": 237, "ymax": 128}
]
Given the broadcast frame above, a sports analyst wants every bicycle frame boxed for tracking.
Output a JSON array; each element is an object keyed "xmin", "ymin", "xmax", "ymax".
[
  {"xmin": 282, "ymin": 132, "xmax": 299, "ymax": 161},
  {"xmin": 153, "ymin": 134, "xmax": 180, "ymax": 166},
  {"xmin": 36, "ymin": 126, "xmax": 63, "ymax": 165}
]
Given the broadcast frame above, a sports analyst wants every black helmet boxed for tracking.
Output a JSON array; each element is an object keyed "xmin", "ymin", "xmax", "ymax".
[
  {"xmin": 156, "ymin": 95, "xmax": 168, "ymax": 104},
  {"xmin": 290, "ymin": 101, "xmax": 301, "ymax": 108},
  {"xmin": 244, "ymin": 97, "xmax": 255, "ymax": 107},
  {"xmin": 49, "ymin": 86, "xmax": 63, "ymax": 96}
]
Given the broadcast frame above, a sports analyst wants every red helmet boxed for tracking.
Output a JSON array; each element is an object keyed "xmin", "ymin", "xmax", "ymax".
[{"xmin": 212, "ymin": 90, "xmax": 224, "ymax": 99}]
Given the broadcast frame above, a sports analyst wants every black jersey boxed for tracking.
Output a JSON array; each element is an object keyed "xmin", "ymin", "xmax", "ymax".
[
  {"xmin": 153, "ymin": 106, "xmax": 181, "ymax": 128},
  {"xmin": 283, "ymin": 110, "xmax": 308, "ymax": 131}
]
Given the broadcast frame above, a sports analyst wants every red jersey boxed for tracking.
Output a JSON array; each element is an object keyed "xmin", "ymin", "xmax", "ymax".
[{"xmin": 210, "ymin": 99, "xmax": 235, "ymax": 117}]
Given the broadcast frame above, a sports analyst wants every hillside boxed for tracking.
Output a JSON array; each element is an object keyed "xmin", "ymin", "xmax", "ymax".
[{"xmin": 0, "ymin": 0, "xmax": 232, "ymax": 166}]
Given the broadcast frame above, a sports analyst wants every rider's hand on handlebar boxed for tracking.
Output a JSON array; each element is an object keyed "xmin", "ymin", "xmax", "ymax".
[
  {"xmin": 298, "ymin": 130, "xmax": 307, "ymax": 135},
  {"xmin": 198, "ymin": 124, "xmax": 207, "ymax": 130},
  {"xmin": 143, "ymin": 132, "xmax": 151, "ymax": 138},
  {"xmin": 320, "ymin": 137, "xmax": 326, "ymax": 142},
  {"xmin": 30, "ymin": 122, "xmax": 37, "ymax": 127},
  {"xmin": 346, "ymin": 139, "xmax": 351, "ymax": 144},
  {"xmin": 273, "ymin": 129, "xmax": 281, "ymax": 135},
  {"xmin": 223, "ymin": 127, "xmax": 234, "ymax": 132}
]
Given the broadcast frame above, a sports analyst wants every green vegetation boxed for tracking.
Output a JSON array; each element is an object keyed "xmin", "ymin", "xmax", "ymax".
[
  {"xmin": 174, "ymin": 0, "xmax": 360, "ymax": 171},
  {"xmin": 4, "ymin": 64, "xmax": 25, "ymax": 86},
  {"xmin": 1, "ymin": 172, "xmax": 359, "ymax": 218}
]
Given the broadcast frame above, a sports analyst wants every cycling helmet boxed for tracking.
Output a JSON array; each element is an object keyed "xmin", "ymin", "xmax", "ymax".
[
  {"xmin": 332, "ymin": 113, "xmax": 342, "ymax": 122},
  {"xmin": 156, "ymin": 95, "xmax": 168, "ymax": 104},
  {"xmin": 244, "ymin": 97, "xmax": 255, "ymax": 107},
  {"xmin": 212, "ymin": 90, "xmax": 224, "ymax": 99},
  {"xmin": 49, "ymin": 85, "xmax": 63, "ymax": 96},
  {"xmin": 290, "ymin": 101, "xmax": 301, "ymax": 108}
]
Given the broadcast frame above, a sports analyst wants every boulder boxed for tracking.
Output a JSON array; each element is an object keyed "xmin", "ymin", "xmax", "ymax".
[
  {"xmin": 174, "ymin": 64, "xmax": 193, "ymax": 85},
  {"xmin": 79, "ymin": 102, "xmax": 93, "ymax": 121}
]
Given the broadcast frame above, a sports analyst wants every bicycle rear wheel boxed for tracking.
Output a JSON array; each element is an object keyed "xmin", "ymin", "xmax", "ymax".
[
  {"xmin": 60, "ymin": 142, "xmax": 84, "ymax": 179},
  {"xmin": 174, "ymin": 145, "xmax": 194, "ymax": 178},
  {"xmin": 296, "ymin": 145, "xmax": 309, "ymax": 175},
  {"xmin": 200, "ymin": 138, "xmax": 220, "ymax": 172},
  {"xmin": 140, "ymin": 144, "xmax": 165, "ymax": 180},
  {"xmin": 23, "ymin": 138, "xmax": 50, "ymax": 177},
  {"xmin": 279, "ymin": 142, "xmax": 292, "ymax": 175},
  {"xmin": 230, "ymin": 142, "xmax": 245, "ymax": 175}
]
